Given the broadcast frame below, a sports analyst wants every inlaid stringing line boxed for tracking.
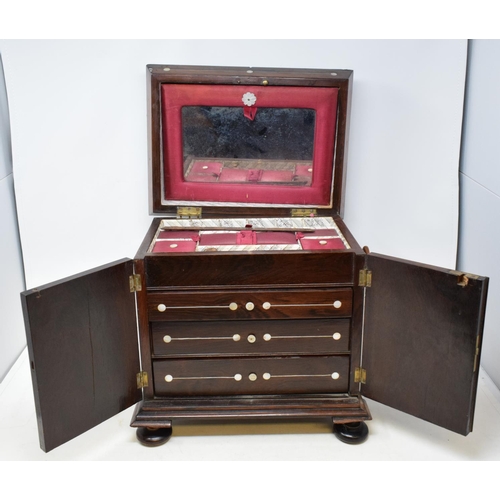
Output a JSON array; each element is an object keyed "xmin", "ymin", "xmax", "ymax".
[
  {"xmin": 166, "ymin": 335, "xmax": 337, "ymax": 341},
  {"xmin": 162, "ymin": 303, "xmax": 341, "ymax": 309},
  {"xmin": 270, "ymin": 303, "xmax": 340, "ymax": 307},
  {"xmin": 268, "ymin": 335, "xmax": 336, "ymax": 339},
  {"xmin": 166, "ymin": 374, "xmax": 338, "ymax": 380},
  {"xmin": 168, "ymin": 336, "xmax": 234, "ymax": 341},
  {"xmin": 168, "ymin": 376, "xmax": 236, "ymax": 380},
  {"xmin": 269, "ymin": 374, "xmax": 336, "ymax": 378},
  {"xmin": 161, "ymin": 305, "xmax": 230, "ymax": 310}
]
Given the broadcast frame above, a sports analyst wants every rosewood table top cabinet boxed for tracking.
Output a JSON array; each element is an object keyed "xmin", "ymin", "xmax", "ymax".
[{"xmin": 21, "ymin": 65, "xmax": 489, "ymax": 452}]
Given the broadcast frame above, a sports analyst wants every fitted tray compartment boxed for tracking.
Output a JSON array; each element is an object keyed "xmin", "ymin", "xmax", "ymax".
[
  {"xmin": 152, "ymin": 318, "xmax": 351, "ymax": 356},
  {"xmin": 148, "ymin": 288, "xmax": 352, "ymax": 321},
  {"xmin": 153, "ymin": 355, "xmax": 349, "ymax": 396}
]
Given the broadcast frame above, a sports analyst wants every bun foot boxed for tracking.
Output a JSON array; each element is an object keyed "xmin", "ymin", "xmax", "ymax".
[
  {"xmin": 333, "ymin": 421, "xmax": 369, "ymax": 444},
  {"xmin": 136, "ymin": 426, "xmax": 172, "ymax": 447}
]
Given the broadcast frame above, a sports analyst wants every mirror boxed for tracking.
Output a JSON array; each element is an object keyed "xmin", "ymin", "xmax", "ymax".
[{"xmin": 181, "ymin": 106, "xmax": 316, "ymax": 186}]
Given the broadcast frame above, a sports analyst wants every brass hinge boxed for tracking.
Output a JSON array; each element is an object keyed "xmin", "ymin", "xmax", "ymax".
[
  {"xmin": 449, "ymin": 270, "xmax": 479, "ymax": 287},
  {"xmin": 354, "ymin": 367, "xmax": 367, "ymax": 384},
  {"xmin": 473, "ymin": 336, "xmax": 481, "ymax": 372},
  {"xmin": 291, "ymin": 208, "xmax": 317, "ymax": 217},
  {"xmin": 129, "ymin": 274, "xmax": 142, "ymax": 293},
  {"xmin": 137, "ymin": 371, "xmax": 149, "ymax": 389},
  {"xmin": 177, "ymin": 206, "xmax": 202, "ymax": 218},
  {"xmin": 358, "ymin": 269, "xmax": 372, "ymax": 287}
]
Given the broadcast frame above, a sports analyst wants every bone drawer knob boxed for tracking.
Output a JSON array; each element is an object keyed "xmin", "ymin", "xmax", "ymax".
[
  {"xmin": 262, "ymin": 302, "xmax": 271, "ymax": 310},
  {"xmin": 333, "ymin": 332, "xmax": 341, "ymax": 340},
  {"xmin": 247, "ymin": 334, "xmax": 256, "ymax": 343},
  {"xmin": 333, "ymin": 300, "xmax": 342, "ymax": 309},
  {"xmin": 229, "ymin": 302, "xmax": 238, "ymax": 311},
  {"xmin": 245, "ymin": 302, "xmax": 255, "ymax": 311},
  {"xmin": 157, "ymin": 304, "xmax": 167, "ymax": 312},
  {"xmin": 248, "ymin": 373, "xmax": 258, "ymax": 381}
]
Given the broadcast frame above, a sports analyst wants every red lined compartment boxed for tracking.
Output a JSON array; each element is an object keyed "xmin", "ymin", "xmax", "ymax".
[
  {"xmin": 161, "ymin": 84, "xmax": 338, "ymax": 206},
  {"xmin": 260, "ymin": 170, "xmax": 294, "ymax": 183},
  {"xmin": 153, "ymin": 240, "xmax": 197, "ymax": 253},
  {"xmin": 199, "ymin": 232, "xmax": 238, "ymax": 246},
  {"xmin": 184, "ymin": 161, "xmax": 222, "ymax": 183},
  {"xmin": 256, "ymin": 231, "xmax": 297, "ymax": 244},
  {"xmin": 300, "ymin": 238, "xmax": 346, "ymax": 250},
  {"xmin": 295, "ymin": 164, "xmax": 314, "ymax": 177},
  {"xmin": 190, "ymin": 161, "xmax": 223, "ymax": 175},
  {"xmin": 218, "ymin": 169, "xmax": 250, "ymax": 183}
]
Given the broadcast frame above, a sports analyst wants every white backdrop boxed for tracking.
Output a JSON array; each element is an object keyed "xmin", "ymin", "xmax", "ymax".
[
  {"xmin": 458, "ymin": 40, "xmax": 500, "ymax": 389},
  {"xmin": 0, "ymin": 40, "xmax": 467, "ymax": 289},
  {"xmin": 0, "ymin": 55, "xmax": 26, "ymax": 381}
]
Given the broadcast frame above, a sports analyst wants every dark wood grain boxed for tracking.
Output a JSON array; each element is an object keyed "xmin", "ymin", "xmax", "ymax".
[
  {"xmin": 131, "ymin": 394, "xmax": 371, "ymax": 426},
  {"xmin": 21, "ymin": 260, "xmax": 141, "ymax": 452},
  {"xmin": 134, "ymin": 258, "xmax": 155, "ymax": 400},
  {"xmin": 134, "ymin": 218, "xmax": 162, "ymax": 259},
  {"xmin": 151, "ymin": 318, "xmax": 350, "ymax": 356},
  {"xmin": 153, "ymin": 356, "xmax": 349, "ymax": 396},
  {"xmin": 147, "ymin": 288, "xmax": 352, "ymax": 321},
  {"xmin": 349, "ymin": 252, "xmax": 367, "ymax": 395},
  {"xmin": 147, "ymin": 65, "xmax": 352, "ymax": 216},
  {"xmin": 145, "ymin": 251, "xmax": 355, "ymax": 288},
  {"xmin": 362, "ymin": 253, "xmax": 488, "ymax": 435}
]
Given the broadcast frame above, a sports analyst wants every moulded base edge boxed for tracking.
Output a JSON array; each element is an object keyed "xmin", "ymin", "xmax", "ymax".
[{"xmin": 130, "ymin": 394, "xmax": 371, "ymax": 428}]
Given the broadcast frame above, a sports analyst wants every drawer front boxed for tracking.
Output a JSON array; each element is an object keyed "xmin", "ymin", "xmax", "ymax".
[
  {"xmin": 148, "ymin": 289, "xmax": 352, "ymax": 321},
  {"xmin": 145, "ymin": 252, "xmax": 355, "ymax": 287},
  {"xmin": 153, "ymin": 356, "xmax": 349, "ymax": 396},
  {"xmin": 152, "ymin": 319, "xmax": 350, "ymax": 356}
]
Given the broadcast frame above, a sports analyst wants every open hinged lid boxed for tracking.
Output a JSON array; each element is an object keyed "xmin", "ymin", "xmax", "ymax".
[{"xmin": 148, "ymin": 65, "xmax": 352, "ymax": 217}]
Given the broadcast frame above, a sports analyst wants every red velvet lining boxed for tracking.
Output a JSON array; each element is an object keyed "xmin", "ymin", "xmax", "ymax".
[
  {"xmin": 256, "ymin": 232, "xmax": 297, "ymax": 244},
  {"xmin": 153, "ymin": 240, "xmax": 197, "ymax": 253},
  {"xmin": 300, "ymin": 238, "xmax": 346, "ymax": 250},
  {"xmin": 199, "ymin": 233, "xmax": 238, "ymax": 245},
  {"xmin": 198, "ymin": 230, "xmax": 299, "ymax": 246},
  {"xmin": 161, "ymin": 84, "xmax": 338, "ymax": 206}
]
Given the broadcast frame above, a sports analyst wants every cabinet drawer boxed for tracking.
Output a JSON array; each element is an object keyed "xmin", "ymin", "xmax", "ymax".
[
  {"xmin": 153, "ymin": 356, "xmax": 349, "ymax": 396},
  {"xmin": 152, "ymin": 319, "xmax": 350, "ymax": 356},
  {"xmin": 145, "ymin": 252, "xmax": 355, "ymax": 287},
  {"xmin": 148, "ymin": 289, "xmax": 352, "ymax": 321}
]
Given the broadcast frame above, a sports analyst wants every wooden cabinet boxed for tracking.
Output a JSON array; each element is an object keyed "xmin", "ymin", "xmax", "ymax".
[{"xmin": 21, "ymin": 65, "xmax": 488, "ymax": 452}]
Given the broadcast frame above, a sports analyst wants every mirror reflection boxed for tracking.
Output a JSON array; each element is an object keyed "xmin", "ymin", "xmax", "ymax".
[{"xmin": 181, "ymin": 106, "xmax": 316, "ymax": 186}]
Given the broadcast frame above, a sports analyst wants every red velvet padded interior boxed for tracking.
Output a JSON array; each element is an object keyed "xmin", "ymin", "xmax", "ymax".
[
  {"xmin": 161, "ymin": 84, "xmax": 338, "ymax": 206},
  {"xmin": 300, "ymin": 238, "xmax": 346, "ymax": 250},
  {"xmin": 153, "ymin": 240, "xmax": 197, "ymax": 253}
]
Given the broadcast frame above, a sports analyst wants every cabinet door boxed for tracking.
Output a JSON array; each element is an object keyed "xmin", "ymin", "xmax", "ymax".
[
  {"xmin": 361, "ymin": 253, "xmax": 488, "ymax": 435},
  {"xmin": 21, "ymin": 259, "xmax": 141, "ymax": 452}
]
